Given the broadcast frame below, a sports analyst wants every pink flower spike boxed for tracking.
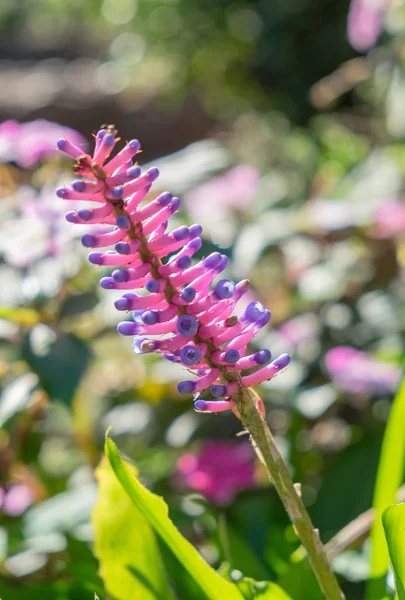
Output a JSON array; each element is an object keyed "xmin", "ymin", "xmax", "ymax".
[
  {"xmin": 194, "ymin": 399, "xmax": 237, "ymax": 413},
  {"xmin": 81, "ymin": 228, "xmax": 126, "ymax": 249},
  {"xmin": 93, "ymin": 132, "xmax": 117, "ymax": 164}
]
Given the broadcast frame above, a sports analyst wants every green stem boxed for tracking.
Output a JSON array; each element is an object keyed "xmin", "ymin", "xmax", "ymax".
[{"xmin": 236, "ymin": 387, "xmax": 345, "ymax": 600}]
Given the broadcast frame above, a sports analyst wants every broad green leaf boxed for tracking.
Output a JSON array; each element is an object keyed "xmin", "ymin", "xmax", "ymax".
[
  {"xmin": 93, "ymin": 455, "xmax": 173, "ymax": 600},
  {"xmin": 105, "ymin": 435, "xmax": 245, "ymax": 600},
  {"xmin": 367, "ymin": 376, "xmax": 405, "ymax": 600},
  {"xmin": 254, "ymin": 582, "xmax": 294, "ymax": 599},
  {"xmin": 383, "ymin": 503, "xmax": 405, "ymax": 600}
]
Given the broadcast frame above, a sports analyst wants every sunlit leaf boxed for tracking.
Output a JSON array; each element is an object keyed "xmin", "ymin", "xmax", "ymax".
[
  {"xmin": 382, "ymin": 502, "xmax": 405, "ymax": 600},
  {"xmin": 367, "ymin": 376, "xmax": 405, "ymax": 600},
  {"xmin": 105, "ymin": 435, "xmax": 245, "ymax": 600},
  {"xmin": 93, "ymin": 456, "xmax": 173, "ymax": 600}
]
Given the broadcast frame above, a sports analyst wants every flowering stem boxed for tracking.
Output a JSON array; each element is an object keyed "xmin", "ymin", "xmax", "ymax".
[{"xmin": 236, "ymin": 386, "xmax": 345, "ymax": 600}]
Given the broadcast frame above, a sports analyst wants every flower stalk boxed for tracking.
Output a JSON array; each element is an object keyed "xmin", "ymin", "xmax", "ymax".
[{"xmin": 236, "ymin": 387, "xmax": 345, "ymax": 600}]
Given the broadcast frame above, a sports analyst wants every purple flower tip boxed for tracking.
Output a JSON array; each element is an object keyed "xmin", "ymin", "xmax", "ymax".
[
  {"xmin": 194, "ymin": 400, "xmax": 207, "ymax": 411},
  {"xmin": 177, "ymin": 256, "xmax": 192, "ymax": 269},
  {"xmin": 145, "ymin": 279, "xmax": 160, "ymax": 293},
  {"xmin": 142, "ymin": 310, "xmax": 159, "ymax": 325},
  {"xmin": 181, "ymin": 287, "xmax": 196, "ymax": 303},
  {"xmin": 112, "ymin": 186, "xmax": 123, "ymax": 199},
  {"xmin": 203, "ymin": 252, "xmax": 222, "ymax": 269},
  {"xmin": 81, "ymin": 234, "xmax": 97, "ymax": 248},
  {"xmin": 128, "ymin": 139, "xmax": 141, "ymax": 152},
  {"xmin": 56, "ymin": 138, "xmax": 67, "ymax": 150},
  {"xmin": 65, "ymin": 212, "xmax": 78, "ymax": 223},
  {"xmin": 72, "ymin": 180, "xmax": 86, "ymax": 192},
  {"xmin": 113, "ymin": 269, "xmax": 129, "ymax": 283},
  {"xmin": 56, "ymin": 187, "xmax": 68, "ymax": 198},
  {"xmin": 116, "ymin": 215, "xmax": 130, "ymax": 229},
  {"xmin": 117, "ymin": 321, "xmax": 138, "ymax": 335},
  {"xmin": 177, "ymin": 380, "xmax": 196, "ymax": 394},
  {"xmin": 214, "ymin": 279, "xmax": 235, "ymax": 300},
  {"xmin": 171, "ymin": 197, "xmax": 181, "ymax": 211},
  {"xmin": 100, "ymin": 277, "xmax": 115, "ymax": 289},
  {"xmin": 104, "ymin": 133, "xmax": 116, "ymax": 146},
  {"xmin": 254, "ymin": 349, "xmax": 272, "ymax": 364},
  {"xmin": 180, "ymin": 345, "xmax": 201, "ymax": 365},
  {"xmin": 224, "ymin": 349, "xmax": 240, "ymax": 363},
  {"xmin": 189, "ymin": 224, "xmax": 203, "ymax": 237},
  {"xmin": 115, "ymin": 242, "xmax": 130, "ymax": 254},
  {"xmin": 172, "ymin": 226, "xmax": 189, "ymax": 241},
  {"xmin": 177, "ymin": 315, "xmax": 198, "ymax": 337},
  {"xmin": 114, "ymin": 297, "xmax": 131, "ymax": 311},
  {"xmin": 127, "ymin": 165, "xmax": 141, "ymax": 178},
  {"xmin": 156, "ymin": 192, "xmax": 173, "ymax": 206},
  {"xmin": 145, "ymin": 279, "xmax": 160, "ymax": 294},
  {"xmin": 245, "ymin": 301, "xmax": 266, "ymax": 322},
  {"xmin": 147, "ymin": 167, "xmax": 159, "ymax": 181},
  {"xmin": 88, "ymin": 252, "xmax": 103, "ymax": 265},
  {"xmin": 189, "ymin": 237, "xmax": 202, "ymax": 252},
  {"xmin": 273, "ymin": 353, "xmax": 291, "ymax": 369},
  {"xmin": 211, "ymin": 384, "xmax": 227, "ymax": 398},
  {"xmin": 78, "ymin": 209, "xmax": 92, "ymax": 221},
  {"xmin": 132, "ymin": 310, "xmax": 145, "ymax": 323}
]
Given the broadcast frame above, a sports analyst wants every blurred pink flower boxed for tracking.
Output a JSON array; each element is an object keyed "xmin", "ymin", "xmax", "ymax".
[
  {"xmin": 347, "ymin": 0, "xmax": 386, "ymax": 52},
  {"xmin": 374, "ymin": 201, "xmax": 405, "ymax": 237},
  {"xmin": 175, "ymin": 440, "xmax": 256, "ymax": 505},
  {"xmin": 184, "ymin": 165, "xmax": 260, "ymax": 244},
  {"xmin": 0, "ymin": 484, "xmax": 34, "ymax": 516},
  {"xmin": 0, "ymin": 119, "xmax": 87, "ymax": 167},
  {"xmin": 325, "ymin": 346, "xmax": 401, "ymax": 395}
]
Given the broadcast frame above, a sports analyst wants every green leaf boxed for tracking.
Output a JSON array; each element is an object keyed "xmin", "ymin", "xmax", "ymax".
[
  {"xmin": 93, "ymin": 455, "xmax": 174, "ymax": 600},
  {"xmin": 383, "ymin": 503, "xmax": 405, "ymax": 600},
  {"xmin": 105, "ymin": 435, "xmax": 245, "ymax": 600},
  {"xmin": 367, "ymin": 376, "xmax": 405, "ymax": 600}
]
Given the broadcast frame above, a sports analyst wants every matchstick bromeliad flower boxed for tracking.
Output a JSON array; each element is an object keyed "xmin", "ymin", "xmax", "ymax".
[{"xmin": 56, "ymin": 126, "xmax": 290, "ymax": 414}]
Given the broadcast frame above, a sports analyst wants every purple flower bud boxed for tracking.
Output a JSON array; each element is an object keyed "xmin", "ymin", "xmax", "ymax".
[
  {"xmin": 177, "ymin": 380, "xmax": 196, "ymax": 394},
  {"xmin": 116, "ymin": 215, "xmax": 130, "ymax": 229},
  {"xmin": 81, "ymin": 234, "xmax": 97, "ymax": 248},
  {"xmin": 127, "ymin": 165, "xmax": 141, "ymax": 178},
  {"xmin": 142, "ymin": 310, "xmax": 159, "ymax": 325},
  {"xmin": 180, "ymin": 345, "xmax": 202, "ymax": 365},
  {"xmin": 117, "ymin": 321, "xmax": 139, "ymax": 335},
  {"xmin": 272, "ymin": 353, "xmax": 291, "ymax": 369},
  {"xmin": 133, "ymin": 337, "xmax": 152, "ymax": 354},
  {"xmin": 177, "ymin": 315, "xmax": 198, "ymax": 337},
  {"xmin": 114, "ymin": 297, "xmax": 131, "ymax": 311},
  {"xmin": 181, "ymin": 287, "xmax": 196, "ymax": 303},
  {"xmin": 254, "ymin": 349, "xmax": 271, "ymax": 364},
  {"xmin": 214, "ymin": 279, "xmax": 236, "ymax": 300},
  {"xmin": 66, "ymin": 212, "xmax": 78, "ymax": 223},
  {"xmin": 245, "ymin": 302, "xmax": 267, "ymax": 322},
  {"xmin": 100, "ymin": 277, "xmax": 115, "ymax": 289},
  {"xmin": 147, "ymin": 167, "xmax": 159, "ymax": 181},
  {"xmin": 72, "ymin": 180, "xmax": 86, "ymax": 192},
  {"xmin": 78, "ymin": 209, "xmax": 93, "ymax": 221},
  {"xmin": 211, "ymin": 384, "xmax": 227, "ymax": 398},
  {"xmin": 156, "ymin": 192, "xmax": 173, "ymax": 206},
  {"xmin": 224, "ymin": 349, "xmax": 240, "ymax": 363},
  {"xmin": 172, "ymin": 226, "xmax": 189, "ymax": 241},
  {"xmin": 104, "ymin": 133, "xmax": 116, "ymax": 146},
  {"xmin": 189, "ymin": 224, "xmax": 203, "ymax": 237},
  {"xmin": 113, "ymin": 269, "xmax": 129, "ymax": 283},
  {"xmin": 88, "ymin": 252, "xmax": 103, "ymax": 265},
  {"xmin": 145, "ymin": 280, "xmax": 160, "ymax": 293},
  {"xmin": 115, "ymin": 242, "xmax": 130, "ymax": 254},
  {"xmin": 177, "ymin": 256, "xmax": 192, "ymax": 269},
  {"xmin": 203, "ymin": 253, "xmax": 222, "ymax": 269},
  {"xmin": 56, "ymin": 187, "xmax": 69, "ymax": 198},
  {"xmin": 111, "ymin": 186, "xmax": 123, "ymax": 199}
]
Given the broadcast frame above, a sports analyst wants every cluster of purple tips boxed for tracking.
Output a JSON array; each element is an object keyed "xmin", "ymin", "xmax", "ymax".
[{"xmin": 57, "ymin": 127, "xmax": 290, "ymax": 413}]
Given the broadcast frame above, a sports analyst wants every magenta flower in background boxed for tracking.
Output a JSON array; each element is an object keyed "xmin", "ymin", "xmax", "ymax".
[
  {"xmin": 347, "ymin": 0, "xmax": 386, "ymax": 52},
  {"xmin": 57, "ymin": 128, "xmax": 290, "ymax": 413},
  {"xmin": 325, "ymin": 346, "xmax": 401, "ymax": 395},
  {"xmin": 0, "ymin": 484, "xmax": 34, "ymax": 517},
  {"xmin": 175, "ymin": 440, "xmax": 256, "ymax": 505},
  {"xmin": 0, "ymin": 119, "xmax": 87, "ymax": 167},
  {"xmin": 373, "ymin": 201, "xmax": 405, "ymax": 237}
]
